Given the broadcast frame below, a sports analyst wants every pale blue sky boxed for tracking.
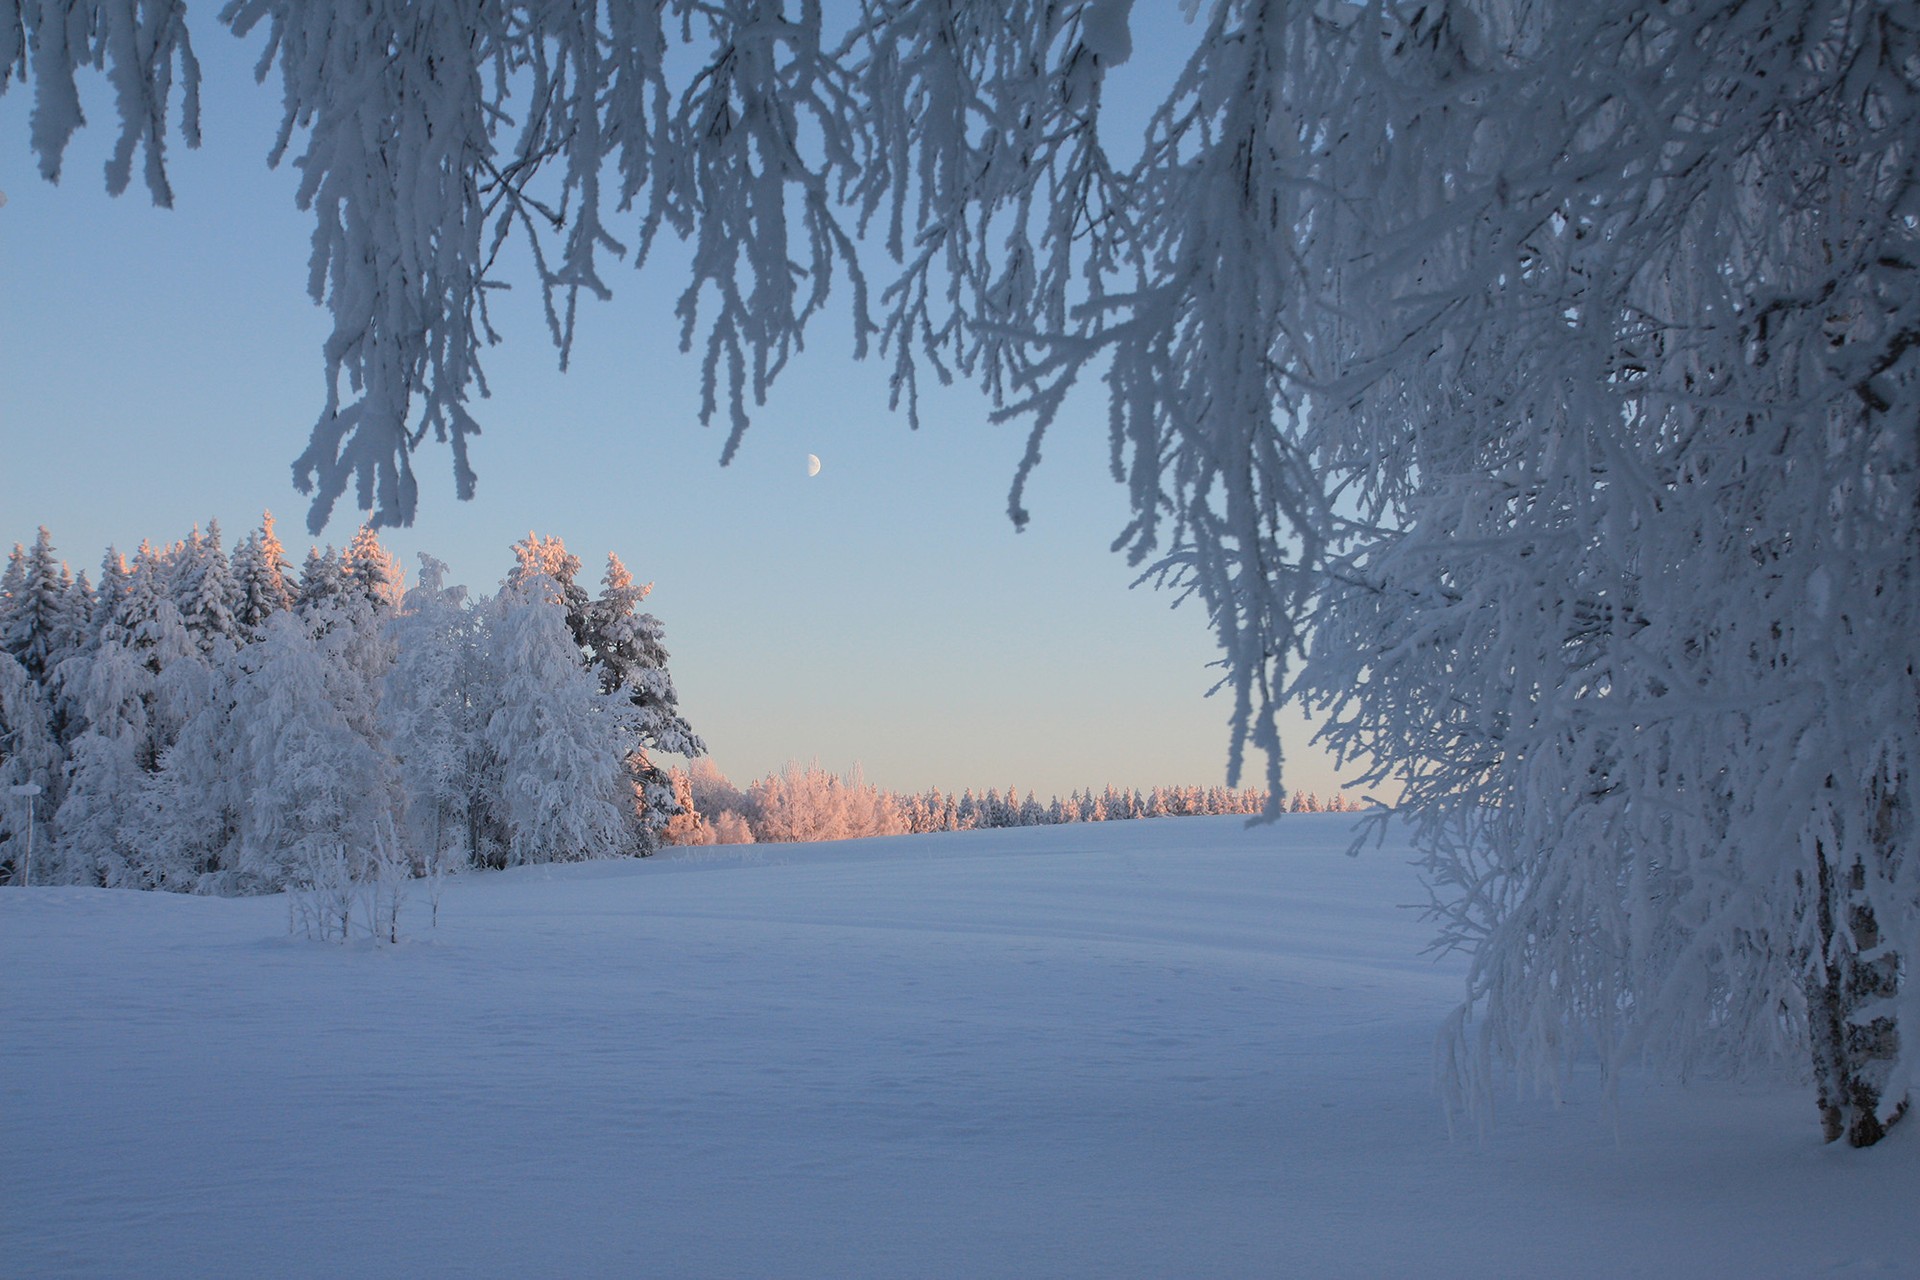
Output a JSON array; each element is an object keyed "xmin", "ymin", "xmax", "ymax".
[{"xmin": 0, "ymin": 13, "xmax": 1356, "ymax": 801}]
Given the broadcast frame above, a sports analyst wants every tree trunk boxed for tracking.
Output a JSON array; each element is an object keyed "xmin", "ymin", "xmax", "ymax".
[{"xmin": 1808, "ymin": 840, "xmax": 1907, "ymax": 1148}]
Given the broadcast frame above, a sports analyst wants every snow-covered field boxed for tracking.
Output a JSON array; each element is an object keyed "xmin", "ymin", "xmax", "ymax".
[{"xmin": 3, "ymin": 815, "xmax": 1913, "ymax": 1278}]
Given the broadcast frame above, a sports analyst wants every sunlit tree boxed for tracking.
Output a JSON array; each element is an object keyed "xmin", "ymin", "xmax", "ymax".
[{"xmin": 476, "ymin": 573, "xmax": 633, "ymax": 865}]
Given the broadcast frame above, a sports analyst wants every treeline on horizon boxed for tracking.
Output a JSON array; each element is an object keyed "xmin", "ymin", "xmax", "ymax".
[
  {"xmin": 663, "ymin": 758, "xmax": 1350, "ymax": 848},
  {"xmin": 1, "ymin": 519, "xmax": 1356, "ymax": 934}
]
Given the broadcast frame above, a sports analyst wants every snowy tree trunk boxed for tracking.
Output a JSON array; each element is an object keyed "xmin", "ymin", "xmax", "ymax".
[{"xmin": 1808, "ymin": 806, "xmax": 1908, "ymax": 1147}]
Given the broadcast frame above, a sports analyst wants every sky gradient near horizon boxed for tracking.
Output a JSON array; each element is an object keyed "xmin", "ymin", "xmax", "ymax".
[{"xmin": 0, "ymin": 13, "xmax": 1362, "ymax": 802}]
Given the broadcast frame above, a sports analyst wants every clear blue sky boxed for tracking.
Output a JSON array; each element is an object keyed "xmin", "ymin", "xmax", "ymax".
[{"xmin": 0, "ymin": 13, "xmax": 1358, "ymax": 802}]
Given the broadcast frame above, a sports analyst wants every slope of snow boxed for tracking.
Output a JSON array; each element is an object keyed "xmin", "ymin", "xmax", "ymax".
[{"xmin": 2, "ymin": 816, "xmax": 1913, "ymax": 1277}]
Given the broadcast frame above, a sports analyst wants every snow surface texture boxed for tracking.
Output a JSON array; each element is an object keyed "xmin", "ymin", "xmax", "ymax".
[{"xmin": 3, "ymin": 816, "xmax": 1913, "ymax": 1278}]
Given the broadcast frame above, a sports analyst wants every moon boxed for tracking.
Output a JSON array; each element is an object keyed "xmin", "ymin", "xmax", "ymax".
[{"xmin": 806, "ymin": 453, "xmax": 822, "ymax": 477}]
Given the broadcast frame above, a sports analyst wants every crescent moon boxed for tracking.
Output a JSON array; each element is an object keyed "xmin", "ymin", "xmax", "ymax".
[{"xmin": 806, "ymin": 453, "xmax": 822, "ymax": 477}]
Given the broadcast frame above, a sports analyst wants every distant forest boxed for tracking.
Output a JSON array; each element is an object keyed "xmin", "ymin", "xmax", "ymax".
[
  {"xmin": 665, "ymin": 758, "xmax": 1346, "ymax": 849},
  {"xmin": 1, "ymin": 519, "xmax": 1349, "ymax": 927}
]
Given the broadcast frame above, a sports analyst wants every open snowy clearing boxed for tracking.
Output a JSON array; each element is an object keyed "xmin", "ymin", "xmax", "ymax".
[{"xmin": 3, "ymin": 814, "xmax": 1913, "ymax": 1278}]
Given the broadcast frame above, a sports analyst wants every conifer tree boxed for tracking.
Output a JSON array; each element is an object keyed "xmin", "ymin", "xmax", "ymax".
[
  {"xmin": 658, "ymin": 768, "xmax": 712, "ymax": 847},
  {"xmin": 580, "ymin": 553, "xmax": 705, "ymax": 851},
  {"xmin": 54, "ymin": 568, "xmax": 93, "ymax": 679},
  {"xmin": 0, "ymin": 527, "xmax": 81, "ymax": 683},
  {"xmin": 174, "ymin": 519, "xmax": 241, "ymax": 656},
  {"xmin": 90, "ymin": 550, "xmax": 132, "ymax": 644},
  {"xmin": 231, "ymin": 511, "xmax": 297, "ymax": 639},
  {"xmin": 111, "ymin": 544, "xmax": 198, "ymax": 775},
  {"xmin": 341, "ymin": 524, "xmax": 404, "ymax": 611},
  {"xmin": 295, "ymin": 546, "xmax": 344, "ymax": 615}
]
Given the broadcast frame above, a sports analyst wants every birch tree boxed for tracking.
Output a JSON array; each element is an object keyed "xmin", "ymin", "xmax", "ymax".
[
  {"xmin": 475, "ymin": 573, "xmax": 634, "ymax": 865},
  {"xmin": 381, "ymin": 553, "xmax": 478, "ymax": 916}
]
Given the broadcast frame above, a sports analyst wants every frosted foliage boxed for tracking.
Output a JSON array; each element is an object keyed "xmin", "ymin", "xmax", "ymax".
[
  {"xmin": 679, "ymin": 762, "xmax": 1273, "ymax": 844},
  {"xmin": 48, "ymin": 640, "xmax": 152, "ymax": 887},
  {"xmin": 341, "ymin": 524, "xmax": 405, "ymax": 609},
  {"xmin": 748, "ymin": 761, "xmax": 907, "ymax": 844},
  {"xmin": 504, "ymin": 538, "xmax": 703, "ymax": 848},
  {"xmin": 117, "ymin": 545, "xmax": 195, "ymax": 674},
  {"xmin": 51, "ymin": 728, "xmax": 142, "ymax": 887},
  {"xmin": 380, "ymin": 554, "xmax": 476, "ymax": 898},
  {"xmin": 298, "ymin": 575, "xmax": 394, "ymax": 754},
  {"xmin": 3, "ymin": 520, "xmax": 707, "ymax": 899},
  {"xmin": 226, "ymin": 613, "xmax": 395, "ymax": 898},
  {"xmin": 88, "ymin": 551, "xmax": 131, "ymax": 642},
  {"xmin": 1275, "ymin": 3, "xmax": 1920, "ymax": 1145},
  {"xmin": 587, "ymin": 553, "xmax": 702, "ymax": 760},
  {"xmin": 0, "ymin": 652, "xmax": 57, "ymax": 881},
  {"xmin": 658, "ymin": 766, "xmax": 711, "ymax": 846},
  {"xmin": 479, "ymin": 576, "xmax": 633, "ymax": 865},
  {"xmin": 687, "ymin": 755, "xmax": 746, "ymax": 814},
  {"xmin": 139, "ymin": 649, "xmax": 242, "ymax": 892},
  {"xmin": 509, "ymin": 532, "xmax": 584, "ymax": 597},
  {"xmin": 173, "ymin": 520, "xmax": 241, "ymax": 654},
  {"xmin": 229, "ymin": 514, "xmax": 296, "ymax": 639},
  {"xmin": 0, "ymin": 529, "xmax": 82, "ymax": 682},
  {"xmin": 294, "ymin": 546, "xmax": 343, "ymax": 613},
  {"xmin": 0, "ymin": 0, "xmax": 201, "ymax": 203}
]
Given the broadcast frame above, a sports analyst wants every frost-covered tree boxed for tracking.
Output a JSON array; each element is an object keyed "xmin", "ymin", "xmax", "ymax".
[
  {"xmin": 89, "ymin": 549, "xmax": 132, "ymax": 643},
  {"xmin": 658, "ymin": 767, "xmax": 712, "ymax": 847},
  {"xmin": 57, "ymin": 570, "xmax": 95, "ymax": 677},
  {"xmin": 173, "ymin": 519, "xmax": 241, "ymax": 656},
  {"xmin": 582, "ymin": 553, "xmax": 705, "ymax": 849},
  {"xmin": 139, "ymin": 646, "xmax": 243, "ymax": 892},
  {"xmin": 341, "ymin": 523, "xmax": 404, "ymax": 611},
  {"xmin": 305, "ymin": 549, "xmax": 398, "ymax": 766},
  {"xmin": 381, "ymin": 554, "xmax": 478, "ymax": 913},
  {"xmin": 747, "ymin": 761, "xmax": 907, "ymax": 844},
  {"xmin": 0, "ymin": 650, "xmax": 59, "ymax": 884},
  {"xmin": 225, "ymin": 611, "xmax": 399, "ymax": 930},
  {"xmin": 110, "ymin": 543, "xmax": 199, "ymax": 776},
  {"xmin": 294, "ymin": 546, "xmax": 345, "ymax": 615},
  {"xmin": 0, "ymin": 528, "xmax": 83, "ymax": 685},
  {"xmin": 124, "ymin": 526, "xmax": 400, "ymax": 897},
  {"xmin": 502, "ymin": 535, "xmax": 704, "ymax": 850},
  {"xmin": 684, "ymin": 756, "xmax": 754, "ymax": 845},
  {"xmin": 48, "ymin": 638, "xmax": 154, "ymax": 887},
  {"xmin": 475, "ymin": 574, "xmax": 634, "ymax": 865},
  {"xmin": 1274, "ymin": 2, "xmax": 1920, "ymax": 1147},
  {"xmin": 230, "ymin": 511, "xmax": 296, "ymax": 638},
  {"xmin": 508, "ymin": 534, "xmax": 587, "ymax": 613}
]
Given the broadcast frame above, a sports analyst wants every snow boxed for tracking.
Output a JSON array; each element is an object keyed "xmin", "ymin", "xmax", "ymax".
[{"xmin": 3, "ymin": 815, "xmax": 1913, "ymax": 1277}]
